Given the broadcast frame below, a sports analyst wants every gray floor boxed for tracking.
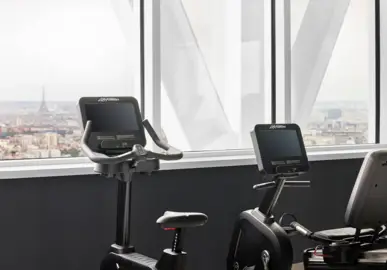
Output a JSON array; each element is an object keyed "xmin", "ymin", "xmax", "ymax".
[{"xmin": 293, "ymin": 263, "xmax": 304, "ymax": 270}]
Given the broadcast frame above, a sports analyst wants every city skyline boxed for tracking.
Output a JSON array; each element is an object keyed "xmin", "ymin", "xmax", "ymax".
[
  {"xmin": 0, "ymin": 0, "xmax": 374, "ymax": 155},
  {"xmin": 0, "ymin": 90, "xmax": 370, "ymax": 159}
]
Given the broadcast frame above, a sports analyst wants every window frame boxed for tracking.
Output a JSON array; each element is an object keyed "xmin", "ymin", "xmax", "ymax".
[
  {"xmin": 0, "ymin": 0, "xmax": 383, "ymax": 179},
  {"xmin": 0, "ymin": 143, "xmax": 385, "ymax": 179}
]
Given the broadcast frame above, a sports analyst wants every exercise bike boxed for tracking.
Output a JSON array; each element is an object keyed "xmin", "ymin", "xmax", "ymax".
[
  {"xmin": 298, "ymin": 148, "xmax": 387, "ymax": 270},
  {"xmin": 228, "ymin": 123, "xmax": 387, "ymax": 270},
  {"xmin": 227, "ymin": 124, "xmax": 311, "ymax": 270},
  {"xmin": 78, "ymin": 96, "xmax": 208, "ymax": 270}
]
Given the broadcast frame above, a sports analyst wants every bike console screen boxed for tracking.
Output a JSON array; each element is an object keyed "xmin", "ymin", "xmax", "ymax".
[
  {"xmin": 251, "ymin": 124, "xmax": 309, "ymax": 175},
  {"xmin": 85, "ymin": 103, "xmax": 139, "ymax": 132},
  {"xmin": 78, "ymin": 97, "xmax": 146, "ymax": 154}
]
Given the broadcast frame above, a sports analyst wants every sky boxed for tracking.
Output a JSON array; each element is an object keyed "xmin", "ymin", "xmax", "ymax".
[
  {"xmin": 291, "ymin": 0, "xmax": 374, "ymax": 102},
  {"xmin": 0, "ymin": 0, "xmax": 377, "ymax": 103},
  {"xmin": 315, "ymin": 0, "xmax": 374, "ymax": 102},
  {"xmin": 0, "ymin": 0, "xmax": 135, "ymax": 101}
]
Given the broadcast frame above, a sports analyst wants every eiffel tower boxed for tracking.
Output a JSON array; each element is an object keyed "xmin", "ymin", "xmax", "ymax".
[{"xmin": 38, "ymin": 86, "xmax": 49, "ymax": 113}]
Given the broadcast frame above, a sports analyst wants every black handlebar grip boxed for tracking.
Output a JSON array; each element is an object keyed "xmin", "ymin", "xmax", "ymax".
[
  {"xmin": 142, "ymin": 119, "xmax": 167, "ymax": 150},
  {"xmin": 253, "ymin": 181, "xmax": 276, "ymax": 190},
  {"xmin": 290, "ymin": 222, "xmax": 312, "ymax": 237},
  {"xmin": 81, "ymin": 121, "xmax": 98, "ymax": 159},
  {"xmin": 142, "ymin": 119, "xmax": 183, "ymax": 160},
  {"xmin": 147, "ymin": 149, "xmax": 183, "ymax": 161},
  {"xmin": 284, "ymin": 180, "xmax": 311, "ymax": 188},
  {"xmin": 290, "ymin": 222, "xmax": 333, "ymax": 244}
]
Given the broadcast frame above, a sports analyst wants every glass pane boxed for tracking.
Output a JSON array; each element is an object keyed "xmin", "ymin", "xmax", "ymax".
[
  {"xmin": 159, "ymin": 0, "xmax": 270, "ymax": 151},
  {"xmin": 0, "ymin": 0, "xmax": 139, "ymax": 159},
  {"xmin": 291, "ymin": 0, "xmax": 375, "ymax": 146}
]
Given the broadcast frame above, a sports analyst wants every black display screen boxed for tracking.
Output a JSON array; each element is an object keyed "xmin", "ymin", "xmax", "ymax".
[
  {"xmin": 85, "ymin": 103, "xmax": 140, "ymax": 132},
  {"xmin": 258, "ymin": 130, "xmax": 302, "ymax": 161}
]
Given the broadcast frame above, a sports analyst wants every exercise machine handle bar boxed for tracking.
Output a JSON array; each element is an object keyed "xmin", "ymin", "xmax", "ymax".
[
  {"xmin": 290, "ymin": 221, "xmax": 333, "ymax": 244},
  {"xmin": 254, "ymin": 180, "xmax": 311, "ymax": 190},
  {"xmin": 81, "ymin": 119, "xmax": 183, "ymax": 164}
]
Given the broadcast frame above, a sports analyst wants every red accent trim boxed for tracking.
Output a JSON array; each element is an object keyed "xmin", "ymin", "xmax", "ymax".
[
  {"xmin": 313, "ymin": 247, "xmax": 330, "ymax": 258},
  {"xmin": 164, "ymin": 228, "xmax": 176, "ymax": 231}
]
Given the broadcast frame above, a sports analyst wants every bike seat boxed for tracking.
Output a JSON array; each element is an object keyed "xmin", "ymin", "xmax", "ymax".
[{"xmin": 156, "ymin": 211, "xmax": 208, "ymax": 229}]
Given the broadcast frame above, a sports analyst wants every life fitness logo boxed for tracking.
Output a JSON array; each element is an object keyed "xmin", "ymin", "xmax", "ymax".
[
  {"xmin": 98, "ymin": 97, "xmax": 119, "ymax": 102},
  {"xmin": 269, "ymin": 124, "xmax": 286, "ymax": 129}
]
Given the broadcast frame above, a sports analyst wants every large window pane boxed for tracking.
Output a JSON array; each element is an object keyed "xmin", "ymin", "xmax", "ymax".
[
  {"xmin": 0, "ymin": 0, "xmax": 140, "ymax": 159},
  {"xmin": 290, "ymin": 0, "xmax": 375, "ymax": 146},
  {"xmin": 159, "ymin": 0, "xmax": 270, "ymax": 151}
]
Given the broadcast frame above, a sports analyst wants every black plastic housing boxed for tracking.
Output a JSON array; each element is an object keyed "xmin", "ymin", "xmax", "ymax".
[
  {"xmin": 251, "ymin": 124, "xmax": 309, "ymax": 175},
  {"xmin": 78, "ymin": 96, "xmax": 146, "ymax": 153}
]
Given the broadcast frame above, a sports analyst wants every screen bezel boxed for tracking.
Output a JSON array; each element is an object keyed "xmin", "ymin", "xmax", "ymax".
[
  {"xmin": 253, "ymin": 124, "xmax": 309, "ymax": 175},
  {"xmin": 78, "ymin": 97, "xmax": 146, "ymax": 152}
]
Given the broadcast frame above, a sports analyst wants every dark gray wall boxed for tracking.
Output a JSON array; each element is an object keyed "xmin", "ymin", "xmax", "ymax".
[{"xmin": 0, "ymin": 158, "xmax": 363, "ymax": 270}]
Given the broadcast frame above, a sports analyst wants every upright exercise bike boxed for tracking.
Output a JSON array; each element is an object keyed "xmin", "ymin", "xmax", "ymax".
[
  {"xmin": 78, "ymin": 96, "xmax": 208, "ymax": 270},
  {"xmin": 227, "ymin": 124, "xmax": 311, "ymax": 270}
]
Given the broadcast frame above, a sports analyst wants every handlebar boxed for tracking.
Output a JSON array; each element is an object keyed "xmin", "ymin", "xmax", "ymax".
[
  {"xmin": 290, "ymin": 222, "xmax": 312, "ymax": 237},
  {"xmin": 142, "ymin": 119, "xmax": 183, "ymax": 160},
  {"xmin": 81, "ymin": 120, "xmax": 183, "ymax": 164},
  {"xmin": 253, "ymin": 180, "xmax": 311, "ymax": 190},
  {"xmin": 290, "ymin": 221, "xmax": 333, "ymax": 244}
]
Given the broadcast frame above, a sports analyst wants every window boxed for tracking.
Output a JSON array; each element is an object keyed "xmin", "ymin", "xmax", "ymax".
[
  {"xmin": 289, "ymin": 0, "xmax": 375, "ymax": 146},
  {"xmin": 0, "ymin": 0, "xmax": 140, "ymax": 159},
  {"xmin": 149, "ymin": 0, "xmax": 378, "ymax": 152},
  {"xmin": 0, "ymin": 0, "xmax": 383, "ymax": 168},
  {"xmin": 156, "ymin": 0, "xmax": 271, "ymax": 151}
]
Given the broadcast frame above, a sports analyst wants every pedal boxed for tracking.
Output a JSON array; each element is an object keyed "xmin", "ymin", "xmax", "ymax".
[{"xmin": 118, "ymin": 253, "xmax": 158, "ymax": 270}]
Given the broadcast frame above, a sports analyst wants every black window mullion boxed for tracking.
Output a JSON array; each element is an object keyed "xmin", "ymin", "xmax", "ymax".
[
  {"xmin": 271, "ymin": 0, "xmax": 277, "ymax": 124},
  {"xmin": 375, "ymin": 0, "xmax": 381, "ymax": 143}
]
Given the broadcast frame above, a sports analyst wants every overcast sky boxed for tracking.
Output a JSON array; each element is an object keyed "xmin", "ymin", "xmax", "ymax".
[
  {"xmin": 314, "ymin": 0, "xmax": 373, "ymax": 102},
  {"xmin": 0, "ymin": 0, "xmax": 376, "ymax": 103},
  {"xmin": 0, "ymin": 0, "xmax": 134, "ymax": 101}
]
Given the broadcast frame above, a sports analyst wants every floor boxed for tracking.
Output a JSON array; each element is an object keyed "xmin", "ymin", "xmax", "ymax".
[{"xmin": 293, "ymin": 263, "xmax": 304, "ymax": 270}]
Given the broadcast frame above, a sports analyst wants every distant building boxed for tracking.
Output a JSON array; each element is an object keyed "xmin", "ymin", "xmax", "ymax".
[
  {"xmin": 38, "ymin": 86, "xmax": 49, "ymax": 114},
  {"xmin": 16, "ymin": 117, "xmax": 23, "ymax": 126},
  {"xmin": 45, "ymin": 133, "xmax": 58, "ymax": 148},
  {"xmin": 21, "ymin": 135, "xmax": 34, "ymax": 150},
  {"xmin": 326, "ymin": 109, "xmax": 342, "ymax": 120},
  {"xmin": 38, "ymin": 150, "xmax": 50, "ymax": 158},
  {"xmin": 50, "ymin": 149, "xmax": 61, "ymax": 158},
  {"xmin": 0, "ymin": 124, "xmax": 7, "ymax": 137}
]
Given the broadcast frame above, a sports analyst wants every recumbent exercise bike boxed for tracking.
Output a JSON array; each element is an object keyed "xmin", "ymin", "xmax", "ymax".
[
  {"xmin": 227, "ymin": 123, "xmax": 387, "ymax": 270},
  {"xmin": 301, "ymin": 148, "xmax": 387, "ymax": 270},
  {"xmin": 227, "ymin": 124, "xmax": 311, "ymax": 270},
  {"xmin": 78, "ymin": 96, "xmax": 208, "ymax": 270}
]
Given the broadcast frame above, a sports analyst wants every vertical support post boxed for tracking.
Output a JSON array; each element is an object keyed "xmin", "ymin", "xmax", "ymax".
[
  {"xmin": 172, "ymin": 229, "xmax": 184, "ymax": 253},
  {"xmin": 115, "ymin": 166, "xmax": 134, "ymax": 248},
  {"xmin": 259, "ymin": 177, "xmax": 286, "ymax": 217}
]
